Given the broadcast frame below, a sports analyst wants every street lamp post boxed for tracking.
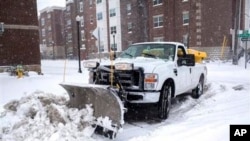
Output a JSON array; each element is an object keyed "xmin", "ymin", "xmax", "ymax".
[
  {"xmin": 76, "ymin": 15, "xmax": 82, "ymax": 73},
  {"xmin": 111, "ymin": 31, "xmax": 116, "ymax": 59},
  {"xmin": 51, "ymin": 41, "xmax": 55, "ymax": 60}
]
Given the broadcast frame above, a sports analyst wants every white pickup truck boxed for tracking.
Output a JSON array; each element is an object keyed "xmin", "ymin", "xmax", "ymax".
[{"xmin": 84, "ymin": 42, "xmax": 207, "ymax": 120}]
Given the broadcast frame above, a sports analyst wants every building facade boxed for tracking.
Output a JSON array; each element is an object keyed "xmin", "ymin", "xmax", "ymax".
[
  {"xmin": 0, "ymin": 0, "xmax": 41, "ymax": 72},
  {"xmin": 64, "ymin": 0, "xmax": 97, "ymax": 59},
  {"xmin": 37, "ymin": 0, "xmax": 248, "ymax": 60},
  {"xmin": 119, "ymin": 0, "xmax": 241, "ymax": 59},
  {"xmin": 39, "ymin": 6, "xmax": 65, "ymax": 59}
]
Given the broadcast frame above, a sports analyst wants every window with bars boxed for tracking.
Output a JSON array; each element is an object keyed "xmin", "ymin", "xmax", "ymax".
[
  {"xmin": 110, "ymin": 8, "xmax": 116, "ymax": 17},
  {"xmin": 153, "ymin": 15, "xmax": 163, "ymax": 27}
]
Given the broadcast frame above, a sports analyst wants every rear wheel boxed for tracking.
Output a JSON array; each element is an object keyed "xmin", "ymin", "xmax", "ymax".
[
  {"xmin": 158, "ymin": 81, "xmax": 172, "ymax": 119},
  {"xmin": 192, "ymin": 76, "xmax": 204, "ymax": 99}
]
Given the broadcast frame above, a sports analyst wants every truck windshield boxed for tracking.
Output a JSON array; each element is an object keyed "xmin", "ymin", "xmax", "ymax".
[{"xmin": 118, "ymin": 43, "xmax": 176, "ymax": 61}]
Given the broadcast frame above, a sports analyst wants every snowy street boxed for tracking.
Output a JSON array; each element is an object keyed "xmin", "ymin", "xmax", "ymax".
[{"xmin": 0, "ymin": 60, "xmax": 250, "ymax": 141}]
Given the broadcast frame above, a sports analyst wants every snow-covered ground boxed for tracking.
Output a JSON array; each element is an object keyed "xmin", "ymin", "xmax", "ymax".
[{"xmin": 0, "ymin": 59, "xmax": 250, "ymax": 141}]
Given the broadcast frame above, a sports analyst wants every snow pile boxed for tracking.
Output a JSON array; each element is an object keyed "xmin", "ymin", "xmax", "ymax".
[{"xmin": 0, "ymin": 91, "xmax": 96, "ymax": 141}]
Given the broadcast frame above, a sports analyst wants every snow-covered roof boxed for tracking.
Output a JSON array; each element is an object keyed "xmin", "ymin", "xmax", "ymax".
[{"xmin": 40, "ymin": 6, "xmax": 65, "ymax": 13}]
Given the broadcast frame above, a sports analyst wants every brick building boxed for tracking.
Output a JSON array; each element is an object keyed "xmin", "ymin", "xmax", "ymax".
[
  {"xmin": 119, "ymin": 0, "xmax": 246, "ymax": 59},
  {"xmin": 39, "ymin": 6, "xmax": 65, "ymax": 59},
  {"xmin": 64, "ymin": 0, "xmax": 97, "ymax": 60},
  {"xmin": 0, "ymin": 0, "xmax": 41, "ymax": 72}
]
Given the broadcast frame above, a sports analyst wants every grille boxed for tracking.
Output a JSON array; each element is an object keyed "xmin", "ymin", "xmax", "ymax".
[{"xmin": 95, "ymin": 66, "xmax": 143, "ymax": 90}]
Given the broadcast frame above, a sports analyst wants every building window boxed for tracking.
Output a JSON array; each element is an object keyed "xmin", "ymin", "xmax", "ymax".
[
  {"xmin": 153, "ymin": 15, "xmax": 163, "ymax": 27},
  {"xmin": 97, "ymin": 0, "xmax": 102, "ymax": 4},
  {"xmin": 128, "ymin": 22, "xmax": 132, "ymax": 32},
  {"xmin": 183, "ymin": 11, "xmax": 189, "ymax": 25},
  {"xmin": 128, "ymin": 41, "xmax": 133, "ymax": 45},
  {"xmin": 47, "ymin": 13, "xmax": 51, "ymax": 19},
  {"xmin": 42, "ymin": 28, "xmax": 46, "ymax": 37},
  {"xmin": 90, "ymin": 15, "xmax": 94, "ymax": 24},
  {"xmin": 127, "ymin": 3, "xmax": 131, "ymax": 14},
  {"xmin": 153, "ymin": 37, "xmax": 164, "ymax": 42},
  {"xmin": 81, "ymin": 17, "xmax": 84, "ymax": 27},
  {"xmin": 111, "ymin": 43, "xmax": 117, "ymax": 51},
  {"xmin": 81, "ymin": 30, "xmax": 85, "ymax": 41},
  {"xmin": 42, "ymin": 39, "xmax": 46, "ymax": 45},
  {"xmin": 110, "ymin": 26, "xmax": 116, "ymax": 34},
  {"xmin": 48, "ymin": 26, "xmax": 51, "ymax": 31},
  {"xmin": 67, "ymin": 19, "xmax": 71, "ymax": 26},
  {"xmin": 80, "ymin": 2, "xmax": 83, "ymax": 12},
  {"xmin": 89, "ymin": 0, "xmax": 93, "ymax": 6},
  {"xmin": 183, "ymin": 34, "xmax": 188, "ymax": 46},
  {"xmin": 110, "ymin": 8, "xmax": 116, "ymax": 17},
  {"xmin": 41, "ymin": 18, "xmax": 45, "ymax": 26},
  {"xmin": 68, "ymin": 33, "xmax": 72, "ymax": 42},
  {"xmin": 66, "ymin": 5, "xmax": 70, "ymax": 11},
  {"xmin": 153, "ymin": 0, "xmax": 162, "ymax": 6},
  {"xmin": 97, "ymin": 12, "xmax": 103, "ymax": 20}
]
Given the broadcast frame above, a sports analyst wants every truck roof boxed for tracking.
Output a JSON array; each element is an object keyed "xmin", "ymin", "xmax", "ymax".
[{"xmin": 132, "ymin": 42, "xmax": 186, "ymax": 47}]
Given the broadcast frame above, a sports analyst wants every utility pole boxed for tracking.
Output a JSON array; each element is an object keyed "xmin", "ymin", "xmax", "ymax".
[
  {"xmin": 106, "ymin": 0, "xmax": 111, "ymax": 52},
  {"xmin": 233, "ymin": 0, "xmax": 242, "ymax": 65}
]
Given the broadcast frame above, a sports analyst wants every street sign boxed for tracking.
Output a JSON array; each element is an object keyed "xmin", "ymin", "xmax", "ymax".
[
  {"xmin": 241, "ymin": 38, "xmax": 250, "ymax": 41},
  {"xmin": 238, "ymin": 30, "xmax": 250, "ymax": 38}
]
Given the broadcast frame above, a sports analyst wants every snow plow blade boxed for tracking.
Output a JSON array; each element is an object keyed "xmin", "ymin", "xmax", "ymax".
[{"xmin": 60, "ymin": 83, "xmax": 124, "ymax": 132}]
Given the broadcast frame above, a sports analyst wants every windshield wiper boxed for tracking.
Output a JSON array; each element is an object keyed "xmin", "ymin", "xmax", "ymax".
[{"xmin": 124, "ymin": 52, "xmax": 133, "ymax": 57}]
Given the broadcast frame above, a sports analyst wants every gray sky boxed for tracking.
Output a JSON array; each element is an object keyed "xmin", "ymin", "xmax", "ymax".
[{"xmin": 37, "ymin": 0, "xmax": 65, "ymax": 11}]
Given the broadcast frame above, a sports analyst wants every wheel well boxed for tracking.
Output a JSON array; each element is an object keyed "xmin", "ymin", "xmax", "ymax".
[
  {"xmin": 200, "ymin": 73, "xmax": 205, "ymax": 81},
  {"xmin": 163, "ymin": 78, "xmax": 175, "ymax": 98}
]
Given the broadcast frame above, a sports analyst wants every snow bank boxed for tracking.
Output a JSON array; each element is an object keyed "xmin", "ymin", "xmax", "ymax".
[{"xmin": 0, "ymin": 91, "xmax": 96, "ymax": 141}]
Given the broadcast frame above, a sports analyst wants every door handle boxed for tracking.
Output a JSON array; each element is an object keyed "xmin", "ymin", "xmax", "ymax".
[{"xmin": 173, "ymin": 69, "xmax": 178, "ymax": 76}]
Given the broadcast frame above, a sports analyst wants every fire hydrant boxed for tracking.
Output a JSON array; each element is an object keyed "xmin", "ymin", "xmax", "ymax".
[{"xmin": 16, "ymin": 65, "xmax": 24, "ymax": 78}]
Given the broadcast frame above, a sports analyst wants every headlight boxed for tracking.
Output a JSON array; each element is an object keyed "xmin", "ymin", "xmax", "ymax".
[
  {"xmin": 144, "ymin": 73, "xmax": 158, "ymax": 90},
  {"xmin": 115, "ymin": 63, "xmax": 133, "ymax": 70},
  {"xmin": 83, "ymin": 61, "xmax": 99, "ymax": 68}
]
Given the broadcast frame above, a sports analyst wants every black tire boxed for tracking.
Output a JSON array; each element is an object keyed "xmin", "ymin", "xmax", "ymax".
[
  {"xmin": 104, "ymin": 130, "xmax": 117, "ymax": 139},
  {"xmin": 158, "ymin": 81, "xmax": 172, "ymax": 119},
  {"xmin": 192, "ymin": 76, "xmax": 204, "ymax": 99}
]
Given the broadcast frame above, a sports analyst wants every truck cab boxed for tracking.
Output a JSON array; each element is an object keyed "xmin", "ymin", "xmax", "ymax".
[{"xmin": 84, "ymin": 42, "xmax": 207, "ymax": 119}]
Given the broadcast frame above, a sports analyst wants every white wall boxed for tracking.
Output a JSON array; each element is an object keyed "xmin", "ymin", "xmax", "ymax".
[{"xmin": 96, "ymin": 0, "xmax": 122, "ymax": 52}]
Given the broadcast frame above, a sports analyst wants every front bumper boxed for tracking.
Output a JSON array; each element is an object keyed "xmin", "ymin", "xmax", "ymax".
[{"xmin": 127, "ymin": 91, "xmax": 160, "ymax": 103}]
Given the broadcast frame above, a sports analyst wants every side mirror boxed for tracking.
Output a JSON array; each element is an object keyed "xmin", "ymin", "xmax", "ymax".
[{"xmin": 177, "ymin": 54, "xmax": 195, "ymax": 66}]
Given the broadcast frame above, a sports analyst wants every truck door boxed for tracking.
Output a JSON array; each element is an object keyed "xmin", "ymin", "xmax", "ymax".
[{"xmin": 175, "ymin": 46, "xmax": 192, "ymax": 94}]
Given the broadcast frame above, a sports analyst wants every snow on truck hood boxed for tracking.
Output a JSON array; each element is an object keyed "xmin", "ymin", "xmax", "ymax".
[{"xmin": 100, "ymin": 57, "xmax": 173, "ymax": 73}]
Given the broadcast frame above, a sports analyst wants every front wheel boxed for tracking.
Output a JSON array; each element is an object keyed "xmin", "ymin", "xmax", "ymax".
[
  {"xmin": 192, "ymin": 76, "xmax": 204, "ymax": 99},
  {"xmin": 158, "ymin": 81, "xmax": 172, "ymax": 119}
]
